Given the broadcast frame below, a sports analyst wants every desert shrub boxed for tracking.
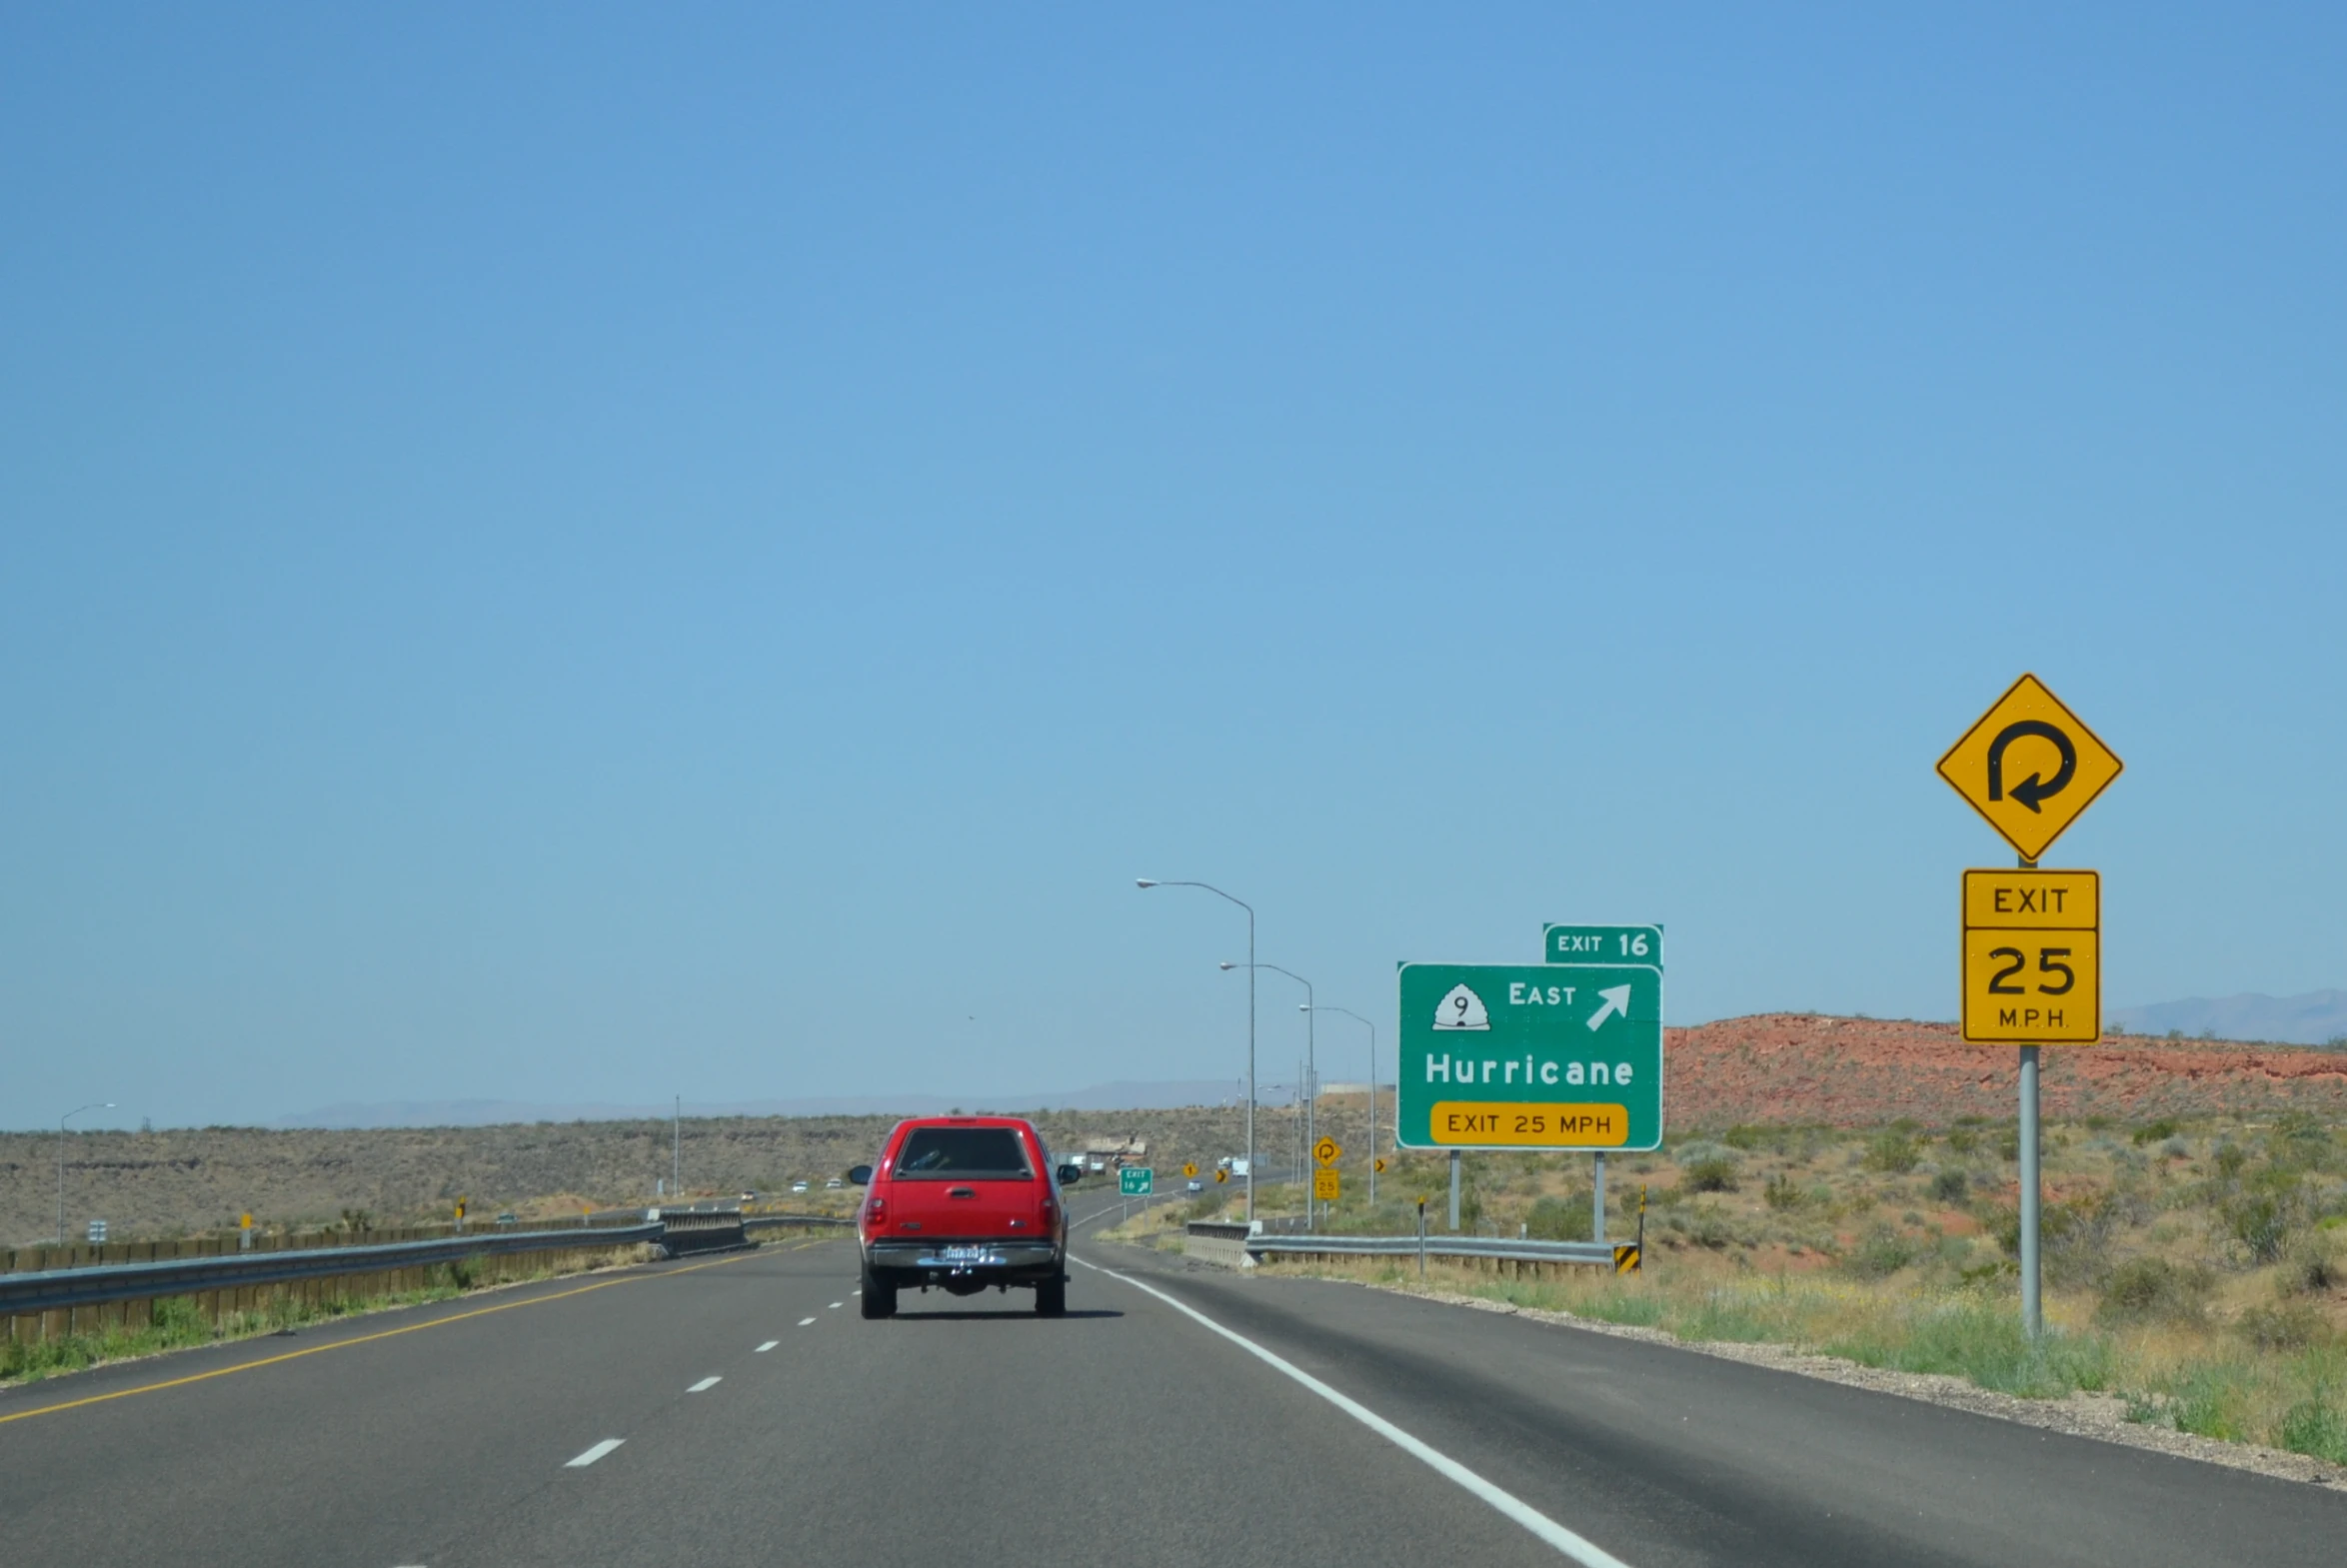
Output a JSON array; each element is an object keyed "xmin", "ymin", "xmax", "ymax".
[
  {"xmin": 1722, "ymin": 1124, "xmax": 1778, "ymax": 1152},
  {"xmin": 2223, "ymin": 1176, "xmax": 2310, "ymax": 1265},
  {"xmin": 2290, "ymin": 1251, "xmax": 2339, "ymax": 1294},
  {"xmin": 2130, "ymin": 1119, "xmax": 2180, "ymax": 1147},
  {"xmin": 1863, "ymin": 1130, "xmax": 1921, "ymax": 1174},
  {"xmin": 2237, "ymin": 1302, "xmax": 2329, "ymax": 1352},
  {"xmin": 1944, "ymin": 1126, "xmax": 1980, "ymax": 1155},
  {"xmin": 1762, "ymin": 1171, "xmax": 1807, "ymax": 1211},
  {"xmin": 1930, "ymin": 1168, "xmax": 1970, "ymax": 1203},
  {"xmin": 1844, "ymin": 1225, "xmax": 1917, "ymax": 1279},
  {"xmin": 2279, "ymin": 1399, "xmax": 2347, "ymax": 1464},
  {"xmin": 1998, "ymin": 1127, "xmax": 2020, "ymax": 1162},
  {"xmin": 2214, "ymin": 1143, "xmax": 2249, "ymax": 1180},
  {"xmin": 1524, "ymin": 1195, "xmax": 1593, "ymax": 1242},
  {"xmin": 2096, "ymin": 1257, "xmax": 2212, "ymax": 1325},
  {"xmin": 1673, "ymin": 1141, "xmax": 1740, "ymax": 1193}
]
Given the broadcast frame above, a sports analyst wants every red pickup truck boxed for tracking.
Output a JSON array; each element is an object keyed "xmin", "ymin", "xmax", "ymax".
[{"xmin": 848, "ymin": 1116, "xmax": 1081, "ymax": 1319}]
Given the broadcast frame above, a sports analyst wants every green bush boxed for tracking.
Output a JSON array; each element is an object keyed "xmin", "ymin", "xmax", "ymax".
[
  {"xmin": 2237, "ymin": 1302, "xmax": 2329, "ymax": 1352},
  {"xmin": 1944, "ymin": 1126, "xmax": 1980, "ymax": 1155},
  {"xmin": 2130, "ymin": 1119, "xmax": 2180, "ymax": 1146},
  {"xmin": 2223, "ymin": 1175, "xmax": 2310, "ymax": 1265},
  {"xmin": 1525, "ymin": 1195, "xmax": 1593, "ymax": 1242},
  {"xmin": 1844, "ymin": 1225, "xmax": 1917, "ymax": 1279},
  {"xmin": 1761, "ymin": 1172, "xmax": 1807, "ymax": 1211},
  {"xmin": 1863, "ymin": 1130, "xmax": 1921, "ymax": 1174},
  {"xmin": 2279, "ymin": 1399, "xmax": 2347, "ymax": 1465},
  {"xmin": 2096, "ymin": 1257, "xmax": 2211, "ymax": 1325},
  {"xmin": 1673, "ymin": 1140, "xmax": 1740, "ymax": 1193},
  {"xmin": 1929, "ymin": 1168, "xmax": 1970, "ymax": 1203}
]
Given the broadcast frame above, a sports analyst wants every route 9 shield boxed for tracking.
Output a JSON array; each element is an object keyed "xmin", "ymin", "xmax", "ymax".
[{"xmin": 1396, "ymin": 962, "xmax": 1663, "ymax": 1152}]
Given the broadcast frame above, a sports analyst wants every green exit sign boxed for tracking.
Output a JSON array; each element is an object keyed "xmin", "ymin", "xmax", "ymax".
[
  {"xmin": 1544, "ymin": 924, "xmax": 1663, "ymax": 965},
  {"xmin": 1119, "ymin": 1167, "xmax": 1153, "ymax": 1196},
  {"xmin": 1397, "ymin": 962, "xmax": 1664, "ymax": 1152}
]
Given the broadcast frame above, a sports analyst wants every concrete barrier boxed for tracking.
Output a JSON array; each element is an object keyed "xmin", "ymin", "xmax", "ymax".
[{"xmin": 1183, "ymin": 1221, "xmax": 1257, "ymax": 1270}]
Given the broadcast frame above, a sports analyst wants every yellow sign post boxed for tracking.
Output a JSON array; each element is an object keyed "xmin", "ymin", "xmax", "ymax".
[
  {"xmin": 1961, "ymin": 869, "xmax": 2100, "ymax": 1043},
  {"xmin": 1311, "ymin": 1136, "xmax": 1341, "ymax": 1167},
  {"xmin": 1939, "ymin": 676, "xmax": 2122, "ymax": 1347},
  {"xmin": 1936, "ymin": 674, "xmax": 2123, "ymax": 862},
  {"xmin": 1312, "ymin": 1168, "xmax": 1340, "ymax": 1202}
]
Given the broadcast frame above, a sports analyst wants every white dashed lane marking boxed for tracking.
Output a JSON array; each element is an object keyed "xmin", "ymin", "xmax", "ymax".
[
  {"xmin": 828, "ymin": 1301, "xmax": 843, "ymax": 1309},
  {"xmin": 798, "ymin": 1316, "xmax": 816, "ymax": 1326},
  {"xmin": 755, "ymin": 1340, "xmax": 779, "ymax": 1353},
  {"xmin": 566, "ymin": 1439, "xmax": 625, "ymax": 1468},
  {"xmin": 688, "ymin": 1377, "xmax": 722, "ymax": 1393}
]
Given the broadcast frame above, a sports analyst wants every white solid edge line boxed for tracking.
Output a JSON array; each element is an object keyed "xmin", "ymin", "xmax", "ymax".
[
  {"xmin": 1070, "ymin": 1257, "xmax": 1634, "ymax": 1568},
  {"xmin": 798, "ymin": 1316, "xmax": 817, "ymax": 1326},
  {"xmin": 755, "ymin": 1340, "xmax": 780, "ymax": 1352},
  {"xmin": 688, "ymin": 1376, "xmax": 723, "ymax": 1392},
  {"xmin": 565, "ymin": 1438, "xmax": 625, "ymax": 1468}
]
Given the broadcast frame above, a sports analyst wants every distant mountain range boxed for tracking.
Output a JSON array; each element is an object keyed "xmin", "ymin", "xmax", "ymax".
[
  {"xmin": 2110, "ymin": 990, "xmax": 2347, "ymax": 1046},
  {"xmin": 272, "ymin": 1078, "xmax": 1257, "ymax": 1129}
]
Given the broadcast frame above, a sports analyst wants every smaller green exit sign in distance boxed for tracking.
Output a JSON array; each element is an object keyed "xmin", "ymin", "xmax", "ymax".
[{"xmin": 1544, "ymin": 924, "xmax": 1663, "ymax": 966}]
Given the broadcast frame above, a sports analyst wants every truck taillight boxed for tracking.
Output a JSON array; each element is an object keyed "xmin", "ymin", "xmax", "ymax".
[
  {"xmin": 1041, "ymin": 1196, "xmax": 1058, "ymax": 1226},
  {"xmin": 865, "ymin": 1195, "xmax": 886, "ymax": 1224}
]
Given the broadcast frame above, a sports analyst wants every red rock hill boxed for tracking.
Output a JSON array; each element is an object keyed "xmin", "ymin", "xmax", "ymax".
[{"xmin": 1667, "ymin": 1014, "xmax": 2347, "ymax": 1128}]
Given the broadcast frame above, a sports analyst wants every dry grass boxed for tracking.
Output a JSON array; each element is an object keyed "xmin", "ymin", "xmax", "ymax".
[{"xmin": 1113, "ymin": 1112, "xmax": 2347, "ymax": 1466}]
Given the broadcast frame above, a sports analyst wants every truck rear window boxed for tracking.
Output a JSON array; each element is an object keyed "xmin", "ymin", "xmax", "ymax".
[{"xmin": 894, "ymin": 1127, "xmax": 1034, "ymax": 1180}]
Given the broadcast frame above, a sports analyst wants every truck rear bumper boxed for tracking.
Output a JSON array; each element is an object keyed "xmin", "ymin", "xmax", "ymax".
[{"xmin": 865, "ymin": 1240, "xmax": 1062, "ymax": 1279}]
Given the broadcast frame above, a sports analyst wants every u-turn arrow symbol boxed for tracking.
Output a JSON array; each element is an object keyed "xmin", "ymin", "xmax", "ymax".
[{"xmin": 1986, "ymin": 720, "xmax": 2076, "ymax": 812}]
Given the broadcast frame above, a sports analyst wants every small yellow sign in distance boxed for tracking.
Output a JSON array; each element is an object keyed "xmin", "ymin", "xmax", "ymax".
[
  {"xmin": 1937, "ymin": 674, "xmax": 2122, "ymax": 862},
  {"xmin": 1962, "ymin": 928, "xmax": 2100, "ymax": 1043},
  {"xmin": 1312, "ymin": 1169, "xmax": 1340, "ymax": 1201},
  {"xmin": 1373, "ymin": 1157, "xmax": 1386, "ymax": 1174},
  {"xmin": 1428, "ymin": 1101, "xmax": 1629, "ymax": 1147},
  {"xmin": 1963, "ymin": 868, "xmax": 2098, "ymax": 929},
  {"xmin": 1312, "ymin": 1136, "xmax": 1341, "ymax": 1166},
  {"xmin": 1612, "ymin": 1243, "xmax": 1641, "ymax": 1274},
  {"xmin": 1182, "ymin": 1162, "xmax": 1197, "ymax": 1178},
  {"xmin": 1213, "ymin": 1168, "xmax": 1227, "ymax": 1183}
]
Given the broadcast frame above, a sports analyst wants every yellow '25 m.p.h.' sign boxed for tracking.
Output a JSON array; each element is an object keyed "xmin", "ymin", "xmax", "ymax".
[{"xmin": 1961, "ymin": 868, "xmax": 2100, "ymax": 1043}]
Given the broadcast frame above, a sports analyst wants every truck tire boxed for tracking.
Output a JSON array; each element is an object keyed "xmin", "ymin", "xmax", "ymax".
[
  {"xmin": 1035, "ymin": 1274, "xmax": 1067, "ymax": 1317},
  {"xmin": 861, "ymin": 1264, "xmax": 897, "ymax": 1319}
]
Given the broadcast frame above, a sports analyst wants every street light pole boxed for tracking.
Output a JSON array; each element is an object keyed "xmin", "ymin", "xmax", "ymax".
[
  {"xmin": 57, "ymin": 1102, "xmax": 114, "ymax": 1247},
  {"xmin": 1139, "ymin": 879, "xmax": 1256, "ymax": 1222},
  {"xmin": 1223, "ymin": 960, "xmax": 1313, "ymax": 1228},
  {"xmin": 1305, "ymin": 1004, "xmax": 1377, "ymax": 1205}
]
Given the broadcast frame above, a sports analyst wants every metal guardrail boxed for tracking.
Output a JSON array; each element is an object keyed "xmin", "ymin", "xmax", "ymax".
[
  {"xmin": 1244, "ymin": 1233, "xmax": 1621, "ymax": 1265},
  {"xmin": 741, "ymin": 1212, "xmax": 854, "ymax": 1231},
  {"xmin": 0, "ymin": 1223, "xmax": 663, "ymax": 1317}
]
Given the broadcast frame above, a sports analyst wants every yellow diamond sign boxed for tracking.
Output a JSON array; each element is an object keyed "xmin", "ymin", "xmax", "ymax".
[
  {"xmin": 1936, "ymin": 674, "xmax": 2122, "ymax": 861},
  {"xmin": 1312, "ymin": 1136, "xmax": 1341, "ymax": 1167}
]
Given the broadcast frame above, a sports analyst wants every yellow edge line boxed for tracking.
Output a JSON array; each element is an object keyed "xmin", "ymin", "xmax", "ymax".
[{"xmin": 0, "ymin": 1238, "xmax": 830, "ymax": 1426}]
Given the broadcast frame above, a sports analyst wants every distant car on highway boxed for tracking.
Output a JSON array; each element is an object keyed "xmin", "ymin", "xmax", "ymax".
[
  {"xmin": 825, "ymin": 1177, "xmax": 844, "ymax": 1188},
  {"xmin": 1185, "ymin": 1179, "xmax": 1203, "ymax": 1193},
  {"xmin": 849, "ymin": 1116, "xmax": 1081, "ymax": 1319},
  {"xmin": 791, "ymin": 1180, "xmax": 809, "ymax": 1193}
]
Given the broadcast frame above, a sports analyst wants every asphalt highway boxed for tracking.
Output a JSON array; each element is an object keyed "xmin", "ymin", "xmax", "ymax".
[{"xmin": 3, "ymin": 1193, "xmax": 2341, "ymax": 1567}]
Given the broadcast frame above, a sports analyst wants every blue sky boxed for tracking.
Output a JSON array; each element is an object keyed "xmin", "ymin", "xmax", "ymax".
[{"xmin": 4, "ymin": 7, "xmax": 2342, "ymax": 1127}]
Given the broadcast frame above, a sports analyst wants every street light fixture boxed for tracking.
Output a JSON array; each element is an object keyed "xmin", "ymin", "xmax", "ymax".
[
  {"xmin": 1222, "ymin": 960, "xmax": 1315, "ymax": 1230},
  {"xmin": 1303, "ymin": 1003, "xmax": 1379, "ymax": 1204},
  {"xmin": 1138, "ymin": 879, "xmax": 1256, "ymax": 1222},
  {"xmin": 58, "ymin": 1102, "xmax": 115, "ymax": 1247}
]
